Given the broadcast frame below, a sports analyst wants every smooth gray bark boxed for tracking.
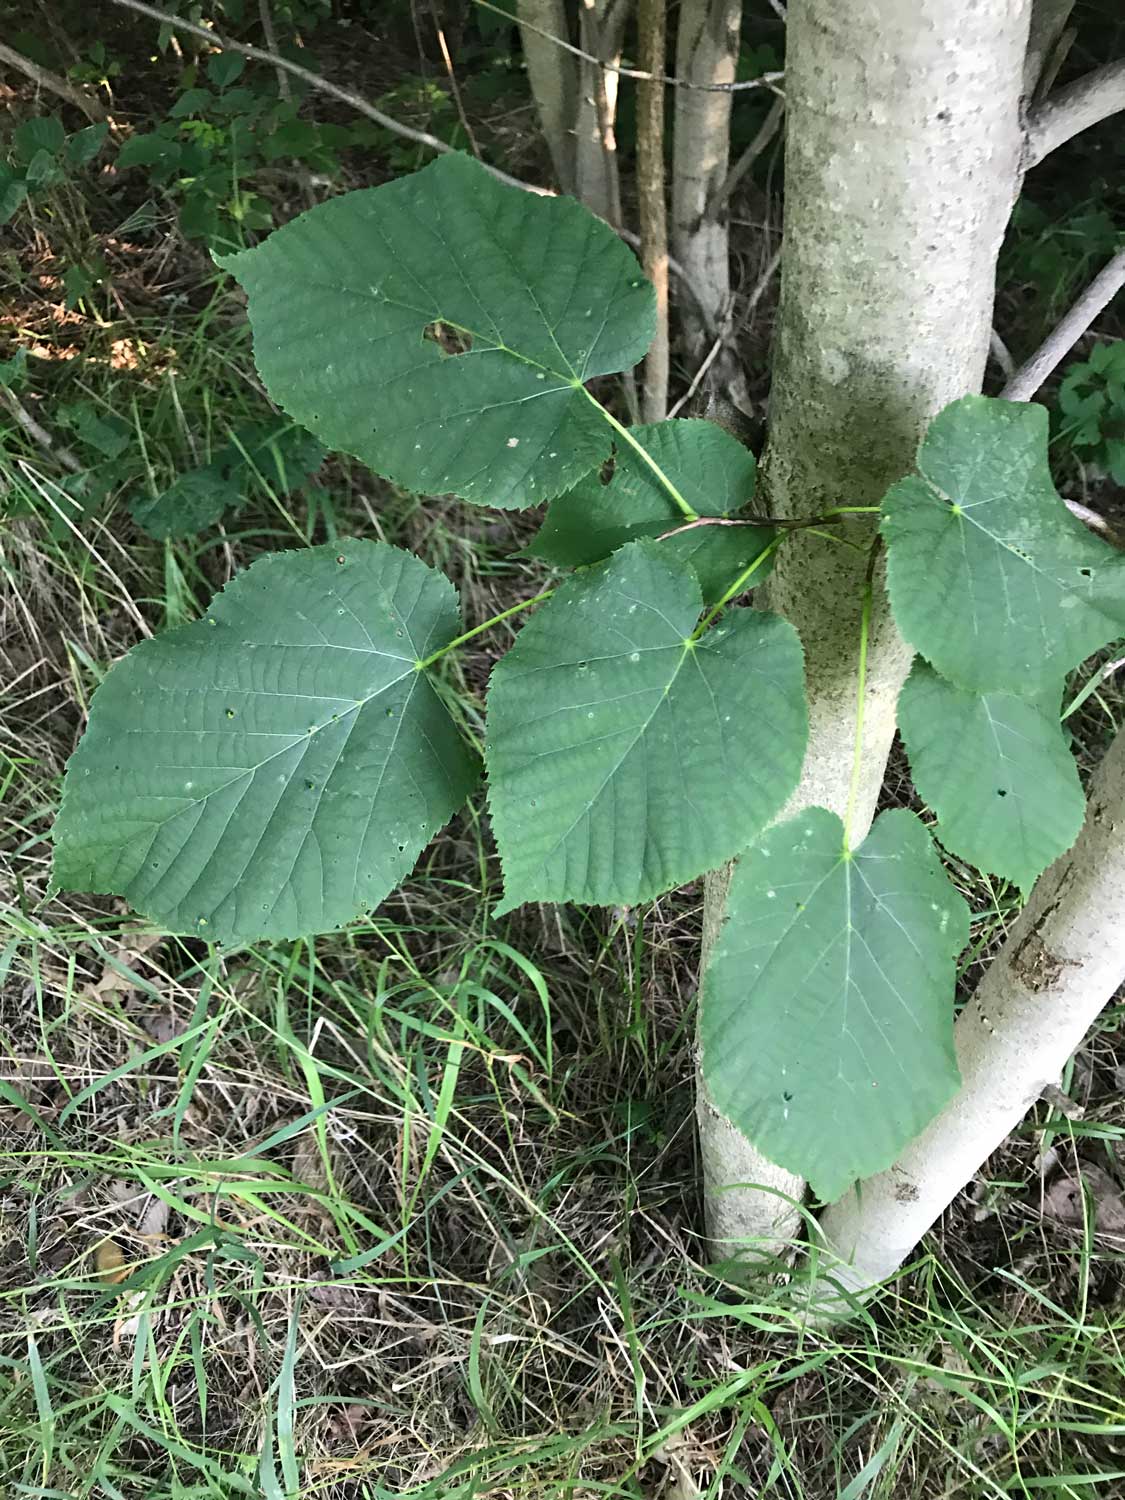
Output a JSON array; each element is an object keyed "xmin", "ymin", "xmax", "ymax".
[
  {"xmin": 638, "ymin": 0, "xmax": 670, "ymax": 420},
  {"xmin": 517, "ymin": 0, "xmax": 579, "ymax": 193},
  {"xmin": 815, "ymin": 729, "xmax": 1125, "ymax": 1304},
  {"xmin": 697, "ymin": 0, "xmax": 1032, "ymax": 1260},
  {"xmin": 1022, "ymin": 0, "xmax": 1074, "ymax": 99},
  {"xmin": 1025, "ymin": 58, "xmax": 1125, "ymax": 167},
  {"xmin": 574, "ymin": 0, "xmax": 631, "ymax": 224},
  {"xmin": 671, "ymin": 0, "xmax": 748, "ymax": 407}
]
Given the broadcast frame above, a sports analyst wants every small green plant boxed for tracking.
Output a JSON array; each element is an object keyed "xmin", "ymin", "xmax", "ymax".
[
  {"xmin": 51, "ymin": 154, "xmax": 1125, "ymax": 1200},
  {"xmin": 1003, "ymin": 200, "xmax": 1121, "ymax": 321},
  {"xmin": 1057, "ymin": 339, "xmax": 1125, "ymax": 482},
  {"xmin": 130, "ymin": 419, "xmax": 326, "ymax": 538},
  {"xmin": 372, "ymin": 76, "xmax": 473, "ymax": 172},
  {"xmin": 0, "ymin": 114, "xmax": 108, "ymax": 228},
  {"xmin": 66, "ymin": 39, "xmax": 123, "ymax": 92},
  {"xmin": 0, "ymin": 359, "xmax": 126, "ymax": 535},
  {"xmin": 1, "ymin": 112, "xmax": 112, "ymax": 307},
  {"xmin": 115, "ymin": 51, "xmax": 370, "ymax": 246}
]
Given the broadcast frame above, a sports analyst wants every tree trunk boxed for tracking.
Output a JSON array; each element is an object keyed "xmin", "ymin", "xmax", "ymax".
[
  {"xmin": 518, "ymin": 0, "xmax": 579, "ymax": 194},
  {"xmin": 574, "ymin": 0, "xmax": 631, "ymax": 225},
  {"xmin": 671, "ymin": 0, "xmax": 747, "ymax": 407},
  {"xmin": 814, "ymin": 728, "xmax": 1125, "ymax": 1305},
  {"xmin": 637, "ymin": 0, "xmax": 670, "ymax": 420},
  {"xmin": 697, "ymin": 0, "xmax": 1032, "ymax": 1261}
]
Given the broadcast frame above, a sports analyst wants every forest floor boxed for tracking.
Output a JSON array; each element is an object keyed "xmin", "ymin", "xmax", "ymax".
[{"xmin": 2, "ymin": 4, "xmax": 1125, "ymax": 1497}]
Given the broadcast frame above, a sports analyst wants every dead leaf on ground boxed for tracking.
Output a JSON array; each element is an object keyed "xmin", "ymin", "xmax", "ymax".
[
  {"xmin": 291, "ymin": 1132, "xmax": 330, "ymax": 1193},
  {"xmin": 651, "ymin": 1435, "xmax": 703, "ymax": 1499},
  {"xmin": 86, "ymin": 929, "xmax": 165, "ymax": 1003},
  {"xmin": 94, "ymin": 1238, "xmax": 128, "ymax": 1284},
  {"xmin": 137, "ymin": 1194, "xmax": 170, "ymax": 1241},
  {"xmin": 1043, "ymin": 1162, "xmax": 1125, "ymax": 1236},
  {"xmin": 127, "ymin": 1001, "xmax": 187, "ymax": 1045}
]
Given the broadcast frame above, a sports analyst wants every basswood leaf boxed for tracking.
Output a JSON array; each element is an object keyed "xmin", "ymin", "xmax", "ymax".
[
  {"xmin": 898, "ymin": 661, "xmax": 1084, "ymax": 894},
  {"xmin": 94, "ymin": 1238, "xmax": 128, "ymax": 1285},
  {"xmin": 882, "ymin": 396, "xmax": 1125, "ymax": 695},
  {"xmin": 54, "ymin": 541, "xmax": 478, "ymax": 946},
  {"xmin": 526, "ymin": 418, "xmax": 773, "ymax": 603},
  {"xmin": 217, "ymin": 152, "xmax": 655, "ymax": 509},
  {"xmin": 487, "ymin": 541, "xmax": 806, "ymax": 912},
  {"xmin": 701, "ymin": 808, "xmax": 969, "ymax": 1201}
]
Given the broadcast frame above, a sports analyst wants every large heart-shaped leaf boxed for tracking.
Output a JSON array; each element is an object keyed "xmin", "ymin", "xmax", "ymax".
[
  {"xmin": 898, "ymin": 661, "xmax": 1084, "ymax": 894},
  {"xmin": 526, "ymin": 418, "xmax": 773, "ymax": 603},
  {"xmin": 700, "ymin": 809, "xmax": 969, "ymax": 1201},
  {"xmin": 883, "ymin": 396, "xmax": 1125, "ymax": 695},
  {"xmin": 217, "ymin": 153, "xmax": 655, "ymax": 509},
  {"xmin": 487, "ymin": 541, "xmax": 806, "ymax": 912},
  {"xmin": 53, "ymin": 542, "xmax": 478, "ymax": 945}
]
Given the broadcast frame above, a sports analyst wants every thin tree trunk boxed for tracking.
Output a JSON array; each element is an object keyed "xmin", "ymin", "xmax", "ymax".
[
  {"xmin": 518, "ymin": 0, "xmax": 579, "ymax": 193},
  {"xmin": 814, "ymin": 728, "xmax": 1125, "ymax": 1305},
  {"xmin": 575, "ymin": 0, "xmax": 630, "ymax": 224},
  {"xmin": 1022, "ymin": 0, "xmax": 1074, "ymax": 99},
  {"xmin": 697, "ymin": 0, "xmax": 1032, "ymax": 1261},
  {"xmin": 638, "ymin": 0, "xmax": 669, "ymax": 421},
  {"xmin": 671, "ymin": 0, "xmax": 746, "ymax": 406}
]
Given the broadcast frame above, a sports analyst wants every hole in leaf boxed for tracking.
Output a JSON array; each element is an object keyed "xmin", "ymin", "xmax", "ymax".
[
  {"xmin": 997, "ymin": 788, "xmax": 1008, "ymax": 797},
  {"xmin": 782, "ymin": 1090, "xmax": 794, "ymax": 1103},
  {"xmin": 1079, "ymin": 567, "xmax": 1092, "ymax": 578},
  {"xmin": 599, "ymin": 455, "xmax": 616, "ymax": 486},
  {"xmin": 423, "ymin": 320, "xmax": 473, "ymax": 356}
]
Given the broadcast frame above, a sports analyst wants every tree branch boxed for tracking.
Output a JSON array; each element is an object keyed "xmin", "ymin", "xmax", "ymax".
[
  {"xmin": 0, "ymin": 39, "xmax": 108, "ymax": 122},
  {"xmin": 999, "ymin": 246, "xmax": 1125, "ymax": 401},
  {"xmin": 107, "ymin": 0, "xmax": 537, "ymax": 193},
  {"xmin": 710, "ymin": 95, "xmax": 784, "ymax": 216},
  {"xmin": 256, "ymin": 0, "xmax": 290, "ymax": 101},
  {"xmin": 1022, "ymin": 0, "xmax": 1074, "ymax": 100},
  {"xmin": 108, "ymin": 0, "xmax": 720, "ymax": 316},
  {"xmin": 1024, "ymin": 56, "xmax": 1125, "ymax": 167},
  {"xmin": 0, "ymin": 389, "xmax": 82, "ymax": 472},
  {"xmin": 477, "ymin": 0, "xmax": 782, "ymax": 92}
]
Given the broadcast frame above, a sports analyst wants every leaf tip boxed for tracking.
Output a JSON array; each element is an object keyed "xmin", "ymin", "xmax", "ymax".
[{"xmin": 491, "ymin": 891, "xmax": 521, "ymax": 920}]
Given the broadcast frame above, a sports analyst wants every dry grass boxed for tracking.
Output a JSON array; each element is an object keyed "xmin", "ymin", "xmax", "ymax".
[{"xmin": 4, "ymin": 7, "xmax": 1125, "ymax": 1496}]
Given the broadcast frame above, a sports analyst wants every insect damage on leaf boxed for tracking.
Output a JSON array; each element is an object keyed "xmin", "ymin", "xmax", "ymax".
[{"xmin": 216, "ymin": 152, "xmax": 656, "ymax": 509}]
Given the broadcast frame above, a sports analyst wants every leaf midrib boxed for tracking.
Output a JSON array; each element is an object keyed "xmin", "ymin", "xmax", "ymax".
[
  {"xmin": 532, "ymin": 637, "xmax": 695, "ymax": 881},
  {"xmin": 922, "ymin": 473, "xmax": 1120, "ymax": 622}
]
